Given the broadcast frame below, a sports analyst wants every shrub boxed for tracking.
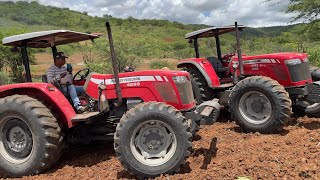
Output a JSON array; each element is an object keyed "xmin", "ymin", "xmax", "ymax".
[
  {"xmin": 308, "ymin": 50, "xmax": 320, "ymax": 67},
  {"xmin": 149, "ymin": 60, "xmax": 170, "ymax": 69},
  {"xmin": 0, "ymin": 72, "xmax": 12, "ymax": 85}
]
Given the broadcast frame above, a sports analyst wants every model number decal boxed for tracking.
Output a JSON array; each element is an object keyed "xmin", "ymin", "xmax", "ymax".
[{"xmin": 127, "ymin": 82, "xmax": 141, "ymax": 87}]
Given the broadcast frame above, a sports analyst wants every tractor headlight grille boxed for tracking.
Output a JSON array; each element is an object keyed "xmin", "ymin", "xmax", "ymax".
[
  {"xmin": 285, "ymin": 60, "xmax": 311, "ymax": 82},
  {"xmin": 285, "ymin": 58, "xmax": 302, "ymax": 65},
  {"xmin": 173, "ymin": 76, "xmax": 194, "ymax": 104}
]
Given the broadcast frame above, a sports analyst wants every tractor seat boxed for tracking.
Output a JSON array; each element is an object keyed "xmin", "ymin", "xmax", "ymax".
[
  {"xmin": 42, "ymin": 75, "xmax": 48, "ymax": 83},
  {"xmin": 206, "ymin": 57, "xmax": 229, "ymax": 73}
]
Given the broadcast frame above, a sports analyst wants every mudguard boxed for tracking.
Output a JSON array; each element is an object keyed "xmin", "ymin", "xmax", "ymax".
[
  {"xmin": 0, "ymin": 83, "xmax": 76, "ymax": 128},
  {"xmin": 177, "ymin": 58, "xmax": 220, "ymax": 88}
]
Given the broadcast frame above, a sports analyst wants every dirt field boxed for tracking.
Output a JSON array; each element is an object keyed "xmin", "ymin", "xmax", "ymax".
[
  {"xmin": 1, "ymin": 114, "xmax": 318, "ymax": 180},
  {"xmin": 2, "ymin": 54, "xmax": 319, "ymax": 179}
]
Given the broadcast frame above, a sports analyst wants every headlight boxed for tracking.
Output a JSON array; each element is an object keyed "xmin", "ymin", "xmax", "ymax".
[
  {"xmin": 172, "ymin": 76, "xmax": 186, "ymax": 83},
  {"xmin": 285, "ymin": 58, "xmax": 302, "ymax": 65},
  {"xmin": 304, "ymin": 58, "xmax": 309, "ymax": 62}
]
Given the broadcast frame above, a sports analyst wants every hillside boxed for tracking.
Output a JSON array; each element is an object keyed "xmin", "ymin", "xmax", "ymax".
[
  {"xmin": 0, "ymin": 1, "xmax": 319, "ymax": 80},
  {"xmin": 0, "ymin": 1, "xmax": 301, "ymax": 38}
]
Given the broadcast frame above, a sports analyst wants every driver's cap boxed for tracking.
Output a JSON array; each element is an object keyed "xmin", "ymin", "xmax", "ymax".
[{"xmin": 55, "ymin": 52, "xmax": 68, "ymax": 60}]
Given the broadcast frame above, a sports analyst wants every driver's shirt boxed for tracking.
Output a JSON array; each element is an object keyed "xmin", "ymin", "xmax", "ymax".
[{"xmin": 46, "ymin": 65, "xmax": 67, "ymax": 84}]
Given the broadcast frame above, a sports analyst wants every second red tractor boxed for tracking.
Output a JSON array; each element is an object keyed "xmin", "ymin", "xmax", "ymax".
[{"xmin": 178, "ymin": 22, "xmax": 320, "ymax": 133}]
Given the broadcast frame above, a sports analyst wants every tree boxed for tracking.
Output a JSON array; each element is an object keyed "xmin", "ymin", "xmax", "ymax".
[
  {"xmin": 285, "ymin": 0, "xmax": 320, "ymax": 22},
  {"xmin": 268, "ymin": 0, "xmax": 320, "ymax": 40}
]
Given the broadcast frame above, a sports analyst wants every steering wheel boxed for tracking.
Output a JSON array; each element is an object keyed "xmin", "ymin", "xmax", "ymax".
[
  {"xmin": 73, "ymin": 68, "xmax": 90, "ymax": 81},
  {"xmin": 222, "ymin": 53, "xmax": 236, "ymax": 61}
]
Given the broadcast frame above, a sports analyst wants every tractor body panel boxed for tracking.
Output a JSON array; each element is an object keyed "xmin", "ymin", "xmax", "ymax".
[
  {"xmin": 0, "ymin": 83, "xmax": 76, "ymax": 128},
  {"xmin": 179, "ymin": 52, "xmax": 311, "ymax": 89},
  {"xmin": 231, "ymin": 52, "xmax": 311, "ymax": 87},
  {"xmin": 177, "ymin": 58, "xmax": 221, "ymax": 88},
  {"xmin": 84, "ymin": 70, "xmax": 196, "ymax": 111}
]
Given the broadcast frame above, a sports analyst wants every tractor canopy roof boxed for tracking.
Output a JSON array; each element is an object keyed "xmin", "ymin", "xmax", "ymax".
[
  {"xmin": 2, "ymin": 30, "xmax": 101, "ymax": 48},
  {"xmin": 185, "ymin": 25, "xmax": 246, "ymax": 39}
]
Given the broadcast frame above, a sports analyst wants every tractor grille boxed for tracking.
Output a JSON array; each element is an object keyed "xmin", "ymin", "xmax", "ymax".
[
  {"xmin": 154, "ymin": 83, "xmax": 179, "ymax": 104},
  {"xmin": 175, "ymin": 78, "xmax": 194, "ymax": 104},
  {"xmin": 286, "ymin": 62, "xmax": 311, "ymax": 82}
]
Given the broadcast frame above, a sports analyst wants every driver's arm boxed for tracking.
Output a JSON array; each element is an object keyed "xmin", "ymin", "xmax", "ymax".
[{"xmin": 46, "ymin": 66, "xmax": 67, "ymax": 84}]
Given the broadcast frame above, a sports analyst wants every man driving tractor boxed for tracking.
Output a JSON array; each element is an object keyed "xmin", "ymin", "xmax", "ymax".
[{"xmin": 46, "ymin": 52, "xmax": 88, "ymax": 113}]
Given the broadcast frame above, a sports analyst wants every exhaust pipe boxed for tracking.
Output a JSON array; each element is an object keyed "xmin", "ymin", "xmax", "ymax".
[
  {"xmin": 105, "ymin": 21, "xmax": 122, "ymax": 104},
  {"xmin": 235, "ymin": 22, "xmax": 244, "ymax": 77}
]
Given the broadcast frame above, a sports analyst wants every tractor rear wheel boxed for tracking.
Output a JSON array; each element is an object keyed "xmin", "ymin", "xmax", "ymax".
[
  {"xmin": 229, "ymin": 76, "xmax": 292, "ymax": 133},
  {"xmin": 0, "ymin": 95, "xmax": 63, "ymax": 177},
  {"xmin": 185, "ymin": 67, "xmax": 214, "ymax": 104},
  {"xmin": 114, "ymin": 102, "xmax": 192, "ymax": 179}
]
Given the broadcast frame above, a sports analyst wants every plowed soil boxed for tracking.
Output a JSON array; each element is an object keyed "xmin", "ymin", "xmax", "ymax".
[{"xmin": 1, "ymin": 114, "xmax": 319, "ymax": 180}]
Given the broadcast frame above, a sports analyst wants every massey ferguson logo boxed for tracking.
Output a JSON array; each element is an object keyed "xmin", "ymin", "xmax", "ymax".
[
  {"xmin": 90, "ymin": 76, "xmax": 156, "ymax": 85},
  {"xmin": 111, "ymin": 77, "xmax": 141, "ymax": 83}
]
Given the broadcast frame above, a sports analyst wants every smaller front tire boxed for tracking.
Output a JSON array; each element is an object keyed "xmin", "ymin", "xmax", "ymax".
[
  {"xmin": 229, "ymin": 76, "xmax": 292, "ymax": 133},
  {"xmin": 114, "ymin": 102, "xmax": 192, "ymax": 179}
]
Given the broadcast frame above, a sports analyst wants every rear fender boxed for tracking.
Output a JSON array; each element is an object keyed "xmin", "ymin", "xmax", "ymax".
[
  {"xmin": 0, "ymin": 83, "xmax": 76, "ymax": 128},
  {"xmin": 177, "ymin": 58, "xmax": 220, "ymax": 87}
]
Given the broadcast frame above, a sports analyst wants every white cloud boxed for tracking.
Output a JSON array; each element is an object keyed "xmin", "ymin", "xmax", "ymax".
[{"xmin": 2, "ymin": 0, "xmax": 299, "ymax": 27}]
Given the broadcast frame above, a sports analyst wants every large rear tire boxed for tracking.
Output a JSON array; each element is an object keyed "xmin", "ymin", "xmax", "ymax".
[
  {"xmin": 185, "ymin": 67, "xmax": 214, "ymax": 104},
  {"xmin": 114, "ymin": 102, "xmax": 192, "ymax": 179},
  {"xmin": 0, "ymin": 95, "xmax": 63, "ymax": 177},
  {"xmin": 229, "ymin": 76, "xmax": 292, "ymax": 133}
]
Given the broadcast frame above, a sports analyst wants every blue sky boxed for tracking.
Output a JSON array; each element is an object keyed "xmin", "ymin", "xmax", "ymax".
[{"xmin": 3, "ymin": 0, "xmax": 299, "ymax": 27}]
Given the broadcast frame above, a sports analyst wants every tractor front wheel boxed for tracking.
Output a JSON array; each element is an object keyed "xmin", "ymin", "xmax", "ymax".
[
  {"xmin": 114, "ymin": 102, "xmax": 192, "ymax": 179},
  {"xmin": 229, "ymin": 76, "xmax": 292, "ymax": 133},
  {"xmin": 0, "ymin": 95, "xmax": 63, "ymax": 177},
  {"xmin": 294, "ymin": 101, "xmax": 320, "ymax": 118}
]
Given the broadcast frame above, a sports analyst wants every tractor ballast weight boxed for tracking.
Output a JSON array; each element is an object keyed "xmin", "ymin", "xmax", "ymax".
[
  {"xmin": 178, "ymin": 22, "xmax": 320, "ymax": 133},
  {"xmin": 0, "ymin": 22, "xmax": 221, "ymax": 178}
]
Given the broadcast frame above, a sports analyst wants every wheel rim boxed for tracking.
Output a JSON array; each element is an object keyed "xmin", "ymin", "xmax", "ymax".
[
  {"xmin": 238, "ymin": 91, "xmax": 272, "ymax": 124},
  {"xmin": 130, "ymin": 120, "xmax": 177, "ymax": 166},
  {"xmin": 0, "ymin": 117, "xmax": 33, "ymax": 164}
]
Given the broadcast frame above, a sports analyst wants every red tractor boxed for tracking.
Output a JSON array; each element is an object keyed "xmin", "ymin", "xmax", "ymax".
[
  {"xmin": 178, "ymin": 22, "xmax": 320, "ymax": 133},
  {"xmin": 0, "ymin": 22, "xmax": 220, "ymax": 178}
]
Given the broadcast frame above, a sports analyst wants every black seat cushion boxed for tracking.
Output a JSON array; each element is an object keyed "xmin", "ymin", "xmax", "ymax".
[{"xmin": 206, "ymin": 57, "xmax": 228, "ymax": 73}]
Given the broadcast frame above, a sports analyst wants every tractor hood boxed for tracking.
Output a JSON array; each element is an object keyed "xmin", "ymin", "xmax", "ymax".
[
  {"xmin": 83, "ymin": 70, "xmax": 191, "ymax": 100},
  {"xmin": 233, "ymin": 52, "xmax": 308, "ymax": 62}
]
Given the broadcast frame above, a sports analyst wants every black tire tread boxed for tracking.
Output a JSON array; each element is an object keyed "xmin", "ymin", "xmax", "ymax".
[
  {"xmin": 114, "ymin": 102, "xmax": 192, "ymax": 179},
  {"xmin": 229, "ymin": 76, "xmax": 292, "ymax": 133},
  {"xmin": 185, "ymin": 67, "xmax": 214, "ymax": 104},
  {"xmin": 0, "ymin": 95, "xmax": 63, "ymax": 177}
]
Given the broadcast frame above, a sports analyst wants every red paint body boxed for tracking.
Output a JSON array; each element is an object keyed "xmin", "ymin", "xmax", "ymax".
[
  {"xmin": 0, "ymin": 70, "xmax": 195, "ymax": 128},
  {"xmin": 0, "ymin": 83, "xmax": 76, "ymax": 128},
  {"xmin": 179, "ymin": 52, "xmax": 311, "ymax": 88}
]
